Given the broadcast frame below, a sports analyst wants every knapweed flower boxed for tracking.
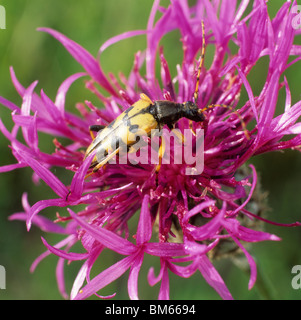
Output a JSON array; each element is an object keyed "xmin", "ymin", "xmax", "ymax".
[{"xmin": 1, "ymin": 0, "xmax": 301, "ymax": 300}]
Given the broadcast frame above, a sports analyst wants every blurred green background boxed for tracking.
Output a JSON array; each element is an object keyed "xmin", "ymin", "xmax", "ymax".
[{"xmin": 0, "ymin": 0, "xmax": 301, "ymax": 300}]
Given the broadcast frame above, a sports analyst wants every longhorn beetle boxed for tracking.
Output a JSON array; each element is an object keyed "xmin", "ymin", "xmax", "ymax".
[{"xmin": 84, "ymin": 21, "xmax": 249, "ymax": 177}]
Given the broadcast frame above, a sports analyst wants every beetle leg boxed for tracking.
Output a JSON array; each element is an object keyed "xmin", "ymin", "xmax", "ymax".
[
  {"xmin": 155, "ymin": 136, "xmax": 166, "ymax": 173},
  {"xmin": 155, "ymin": 130, "xmax": 184, "ymax": 175},
  {"xmin": 189, "ymin": 120, "xmax": 197, "ymax": 136},
  {"xmin": 171, "ymin": 128, "xmax": 185, "ymax": 144},
  {"xmin": 85, "ymin": 147, "xmax": 120, "ymax": 178},
  {"xmin": 93, "ymin": 147, "xmax": 120, "ymax": 172}
]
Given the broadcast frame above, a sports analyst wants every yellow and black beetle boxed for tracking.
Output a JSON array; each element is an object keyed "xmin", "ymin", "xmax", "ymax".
[
  {"xmin": 85, "ymin": 93, "xmax": 205, "ymax": 174},
  {"xmin": 84, "ymin": 21, "xmax": 248, "ymax": 176}
]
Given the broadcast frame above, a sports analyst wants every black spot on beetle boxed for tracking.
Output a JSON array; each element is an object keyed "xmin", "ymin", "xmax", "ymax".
[
  {"xmin": 129, "ymin": 124, "xmax": 139, "ymax": 132},
  {"xmin": 124, "ymin": 106, "xmax": 134, "ymax": 114},
  {"xmin": 89, "ymin": 125, "xmax": 105, "ymax": 132},
  {"xmin": 110, "ymin": 135, "xmax": 119, "ymax": 150},
  {"xmin": 107, "ymin": 119, "xmax": 116, "ymax": 129}
]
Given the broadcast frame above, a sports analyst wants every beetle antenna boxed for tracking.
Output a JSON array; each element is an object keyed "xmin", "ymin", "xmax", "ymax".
[
  {"xmin": 193, "ymin": 20, "xmax": 205, "ymax": 105},
  {"xmin": 190, "ymin": 21, "xmax": 205, "ymax": 135},
  {"xmin": 201, "ymin": 103, "xmax": 250, "ymax": 140}
]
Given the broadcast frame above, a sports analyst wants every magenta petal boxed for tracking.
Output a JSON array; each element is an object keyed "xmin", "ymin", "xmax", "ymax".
[
  {"xmin": 147, "ymin": 265, "xmax": 164, "ymax": 286},
  {"xmin": 41, "ymin": 237, "xmax": 90, "ymax": 260},
  {"xmin": 26, "ymin": 113, "xmax": 39, "ymax": 153},
  {"xmin": 9, "ymin": 213, "xmax": 67, "ymax": 234},
  {"xmin": 0, "ymin": 95, "xmax": 21, "ymax": 113},
  {"xmin": 71, "ymin": 252, "xmax": 117, "ymax": 300},
  {"xmin": 188, "ymin": 204, "xmax": 225, "ymax": 241},
  {"xmin": 257, "ymin": 70, "xmax": 280, "ymax": 139},
  {"xmin": 73, "ymin": 255, "xmax": 136, "ymax": 300},
  {"xmin": 10, "ymin": 67, "xmax": 49, "ymax": 118},
  {"xmin": 232, "ymin": 224, "xmax": 281, "ymax": 242},
  {"xmin": 127, "ymin": 252, "xmax": 144, "ymax": 300},
  {"xmin": 30, "ymin": 235, "xmax": 75, "ymax": 272},
  {"xmin": 0, "ymin": 163, "xmax": 27, "ymax": 173},
  {"xmin": 183, "ymin": 200, "xmax": 215, "ymax": 224},
  {"xmin": 203, "ymin": 0, "xmax": 222, "ymax": 43},
  {"xmin": 68, "ymin": 208, "xmax": 137, "ymax": 255},
  {"xmin": 55, "ymin": 72, "xmax": 87, "ymax": 113},
  {"xmin": 21, "ymin": 80, "xmax": 38, "ymax": 115},
  {"xmin": 40, "ymin": 89, "xmax": 65, "ymax": 125},
  {"xmin": 70, "ymin": 262, "xmax": 89, "ymax": 300},
  {"xmin": 98, "ymin": 30, "xmax": 147, "ymax": 56},
  {"xmin": 56, "ymin": 257, "xmax": 68, "ymax": 299},
  {"xmin": 14, "ymin": 148, "xmax": 69, "ymax": 199},
  {"xmin": 145, "ymin": 242, "xmax": 186, "ymax": 257},
  {"xmin": 231, "ymin": 164, "xmax": 257, "ymax": 215},
  {"xmin": 2, "ymin": 0, "xmax": 301, "ymax": 301},
  {"xmin": 136, "ymin": 195, "xmax": 152, "ymax": 245},
  {"xmin": 236, "ymin": 67, "xmax": 258, "ymax": 123},
  {"xmin": 21, "ymin": 81, "xmax": 39, "ymax": 149},
  {"xmin": 232, "ymin": 236, "xmax": 257, "ymax": 289},
  {"xmin": 283, "ymin": 76, "xmax": 291, "ymax": 112},
  {"xmin": 248, "ymin": 3, "xmax": 267, "ymax": 63},
  {"xmin": 21, "ymin": 192, "xmax": 31, "ymax": 212},
  {"xmin": 197, "ymin": 255, "xmax": 233, "ymax": 300},
  {"xmin": 271, "ymin": 100, "xmax": 301, "ymax": 135},
  {"xmin": 30, "ymin": 250, "xmax": 51, "ymax": 273},
  {"xmin": 27, "ymin": 198, "xmax": 68, "ymax": 231},
  {"xmin": 159, "ymin": 48, "xmax": 175, "ymax": 100},
  {"xmin": 37, "ymin": 28, "xmax": 117, "ymax": 96},
  {"xmin": 69, "ymin": 154, "xmax": 94, "ymax": 200},
  {"xmin": 183, "ymin": 238, "xmax": 218, "ymax": 256},
  {"xmin": 158, "ymin": 262, "xmax": 169, "ymax": 300},
  {"xmin": 146, "ymin": 3, "xmax": 176, "ymax": 84},
  {"xmin": 168, "ymin": 260, "xmax": 197, "ymax": 279}
]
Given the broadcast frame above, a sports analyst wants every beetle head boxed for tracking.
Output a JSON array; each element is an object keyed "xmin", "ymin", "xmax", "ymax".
[{"xmin": 182, "ymin": 101, "xmax": 205, "ymax": 122}]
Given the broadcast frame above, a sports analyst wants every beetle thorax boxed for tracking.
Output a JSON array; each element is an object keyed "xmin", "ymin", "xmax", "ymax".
[{"xmin": 150, "ymin": 100, "xmax": 183, "ymax": 128}]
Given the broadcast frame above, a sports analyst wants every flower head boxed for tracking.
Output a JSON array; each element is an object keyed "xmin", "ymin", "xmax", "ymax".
[{"xmin": 1, "ymin": 0, "xmax": 301, "ymax": 299}]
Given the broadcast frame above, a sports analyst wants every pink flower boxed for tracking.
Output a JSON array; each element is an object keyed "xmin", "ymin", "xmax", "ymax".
[{"xmin": 1, "ymin": 0, "xmax": 301, "ymax": 299}]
